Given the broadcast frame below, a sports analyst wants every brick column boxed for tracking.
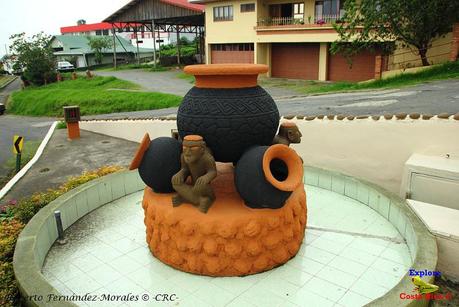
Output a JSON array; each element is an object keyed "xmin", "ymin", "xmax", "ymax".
[
  {"xmin": 450, "ymin": 23, "xmax": 459, "ymax": 61},
  {"xmin": 374, "ymin": 55, "xmax": 383, "ymax": 80}
]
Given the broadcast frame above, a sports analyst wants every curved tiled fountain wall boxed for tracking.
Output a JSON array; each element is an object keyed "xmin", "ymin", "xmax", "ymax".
[
  {"xmin": 14, "ymin": 166, "xmax": 437, "ymax": 307},
  {"xmin": 13, "ymin": 171, "xmax": 144, "ymax": 307},
  {"xmin": 303, "ymin": 166, "xmax": 437, "ymax": 307}
]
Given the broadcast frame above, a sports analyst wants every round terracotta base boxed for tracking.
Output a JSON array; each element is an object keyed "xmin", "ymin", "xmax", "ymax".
[{"xmin": 142, "ymin": 163, "xmax": 307, "ymax": 277}]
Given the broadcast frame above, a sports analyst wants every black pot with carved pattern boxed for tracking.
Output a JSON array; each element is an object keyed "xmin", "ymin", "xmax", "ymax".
[{"xmin": 177, "ymin": 64, "xmax": 280, "ymax": 163}]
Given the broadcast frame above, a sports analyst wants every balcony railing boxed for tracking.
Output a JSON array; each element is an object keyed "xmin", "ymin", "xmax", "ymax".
[{"xmin": 256, "ymin": 14, "xmax": 344, "ymax": 27}]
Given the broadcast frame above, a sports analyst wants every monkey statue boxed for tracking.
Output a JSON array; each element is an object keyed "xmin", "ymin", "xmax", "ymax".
[
  {"xmin": 272, "ymin": 121, "xmax": 302, "ymax": 146},
  {"xmin": 171, "ymin": 135, "xmax": 217, "ymax": 213}
]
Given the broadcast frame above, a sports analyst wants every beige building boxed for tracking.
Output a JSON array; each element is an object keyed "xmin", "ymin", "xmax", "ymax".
[{"xmin": 193, "ymin": 0, "xmax": 457, "ymax": 81}]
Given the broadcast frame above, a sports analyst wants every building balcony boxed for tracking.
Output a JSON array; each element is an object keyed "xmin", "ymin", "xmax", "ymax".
[{"xmin": 256, "ymin": 14, "xmax": 343, "ymax": 29}]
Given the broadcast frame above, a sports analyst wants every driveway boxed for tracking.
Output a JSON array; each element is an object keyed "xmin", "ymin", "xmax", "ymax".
[
  {"xmin": 0, "ymin": 78, "xmax": 21, "ymax": 105},
  {"xmin": 95, "ymin": 69, "xmax": 298, "ymax": 98},
  {"xmin": 96, "ymin": 70, "xmax": 192, "ymax": 96},
  {"xmin": 83, "ymin": 78, "xmax": 459, "ymax": 120},
  {"xmin": 0, "ymin": 115, "xmax": 55, "ymax": 176},
  {"xmin": 276, "ymin": 79, "xmax": 459, "ymax": 116}
]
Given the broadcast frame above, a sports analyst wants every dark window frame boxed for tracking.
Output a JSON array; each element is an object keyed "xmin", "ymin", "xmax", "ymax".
[
  {"xmin": 213, "ymin": 5, "xmax": 234, "ymax": 21},
  {"xmin": 211, "ymin": 43, "xmax": 254, "ymax": 51},
  {"xmin": 241, "ymin": 3, "xmax": 255, "ymax": 13}
]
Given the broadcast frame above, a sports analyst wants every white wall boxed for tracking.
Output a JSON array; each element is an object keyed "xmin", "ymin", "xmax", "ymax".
[{"xmin": 80, "ymin": 117, "xmax": 459, "ymax": 194}]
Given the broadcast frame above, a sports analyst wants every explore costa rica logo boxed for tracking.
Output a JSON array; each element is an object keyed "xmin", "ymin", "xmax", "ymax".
[{"xmin": 399, "ymin": 269, "xmax": 453, "ymax": 301}]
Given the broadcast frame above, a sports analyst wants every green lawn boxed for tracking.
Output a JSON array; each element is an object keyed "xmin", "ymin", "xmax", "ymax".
[
  {"xmin": 260, "ymin": 60, "xmax": 459, "ymax": 95},
  {"xmin": 8, "ymin": 76, "xmax": 182, "ymax": 117}
]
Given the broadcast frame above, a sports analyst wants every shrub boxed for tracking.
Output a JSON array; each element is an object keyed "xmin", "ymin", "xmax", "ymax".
[
  {"xmin": 12, "ymin": 166, "xmax": 123, "ymax": 224},
  {"xmin": 0, "ymin": 220, "xmax": 25, "ymax": 307},
  {"xmin": 0, "ymin": 262, "xmax": 19, "ymax": 306},
  {"xmin": 56, "ymin": 121, "xmax": 67, "ymax": 129}
]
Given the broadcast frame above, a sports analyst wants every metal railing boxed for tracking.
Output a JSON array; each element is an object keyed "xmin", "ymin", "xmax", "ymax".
[{"xmin": 256, "ymin": 14, "xmax": 344, "ymax": 27}]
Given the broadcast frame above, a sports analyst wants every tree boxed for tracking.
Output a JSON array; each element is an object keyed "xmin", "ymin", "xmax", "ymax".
[
  {"xmin": 87, "ymin": 36, "xmax": 111, "ymax": 65},
  {"xmin": 9, "ymin": 32, "xmax": 56, "ymax": 85},
  {"xmin": 332, "ymin": 0, "xmax": 459, "ymax": 66}
]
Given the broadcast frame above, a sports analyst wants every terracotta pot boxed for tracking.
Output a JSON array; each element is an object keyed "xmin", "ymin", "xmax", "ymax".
[
  {"xmin": 177, "ymin": 64, "xmax": 280, "ymax": 163},
  {"xmin": 137, "ymin": 137, "xmax": 182, "ymax": 193},
  {"xmin": 235, "ymin": 144, "xmax": 303, "ymax": 209}
]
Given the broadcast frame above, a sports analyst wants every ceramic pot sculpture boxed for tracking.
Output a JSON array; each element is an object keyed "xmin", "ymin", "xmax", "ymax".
[
  {"xmin": 177, "ymin": 64, "xmax": 280, "ymax": 163},
  {"xmin": 235, "ymin": 144, "xmax": 303, "ymax": 209},
  {"xmin": 130, "ymin": 134, "xmax": 181, "ymax": 193},
  {"xmin": 132, "ymin": 64, "xmax": 307, "ymax": 277}
]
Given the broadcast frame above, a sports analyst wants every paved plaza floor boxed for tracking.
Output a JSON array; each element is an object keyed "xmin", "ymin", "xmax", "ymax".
[{"xmin": 42, "ymin": 185, "xmax": 411, "ymax": 307}]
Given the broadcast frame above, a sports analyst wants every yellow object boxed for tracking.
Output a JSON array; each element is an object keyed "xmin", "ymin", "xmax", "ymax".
[
  {"xmin": 411, "ymin": 276, "xmax": 439, "ymax": 294},
  {"xmin": 13, "ymin": 135, "xmax": 24, "ymax": 154},
  {"xmin": 203, "ymin": 0, "xmax": 454, "ymax": 77}
]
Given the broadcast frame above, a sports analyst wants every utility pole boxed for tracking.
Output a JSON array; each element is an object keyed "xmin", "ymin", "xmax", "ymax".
[
  {"xmin": 176, "ymin": 26, "xmax": 181, "ymax": 65},
  {"xmin": 112, "ymin": 25, "xmax": 117, "ymax": 69},
  {"xmin": 135, "ymin": 27, "xmax": 140, "ymax": 65},
  {"xmin": 152, "ymin": 20, "xmax": 157, "ymax": 67}
]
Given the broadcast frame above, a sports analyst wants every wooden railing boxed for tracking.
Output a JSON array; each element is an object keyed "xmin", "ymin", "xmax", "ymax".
[{"xmin": 256, "ymin": 14, "xmax": 344, "ymax": 27}]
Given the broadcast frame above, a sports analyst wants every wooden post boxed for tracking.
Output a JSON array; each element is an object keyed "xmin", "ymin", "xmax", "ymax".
[
  {"xmin": 152, "ymin": 20, "xmax": 157, "ymax": 67},
  {"xmin": 112, "ymin": 25, "xmax": 117, "ymax": 69},
  {"xmin": 176, "ymin": 26, "xmax": 181, "ymax": 65}
]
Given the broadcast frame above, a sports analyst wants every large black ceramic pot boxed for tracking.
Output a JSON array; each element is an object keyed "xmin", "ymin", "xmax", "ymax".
[
  {"xmin": 235, "ymin": 144, "xmax": 304, "ymax": 209},
  {"xmin": 177, "ymin": 64, "xmax": 280, "ymax": 163},
  {"xmin": 132, "ymin": 136, "xmax": 182, "ymax": 193}
]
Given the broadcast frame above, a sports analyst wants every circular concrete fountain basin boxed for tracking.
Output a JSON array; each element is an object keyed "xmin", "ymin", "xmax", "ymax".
[{"xmin": 14, "ymin": 167, "xmax": 437, "ymax": 307}]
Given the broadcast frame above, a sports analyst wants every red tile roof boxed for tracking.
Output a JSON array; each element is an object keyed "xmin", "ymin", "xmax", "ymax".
[
  {"xmin": 159, "ymin": 0, "xmax": 204, "ymax": 11},
  {"xmin": 61, "ymin": 22, "xmax": 126, "ymax": 34}
]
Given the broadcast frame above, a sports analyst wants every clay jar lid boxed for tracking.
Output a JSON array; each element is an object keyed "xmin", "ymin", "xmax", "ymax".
[{"xmin": 184, "ymin": 64, "xmax": 269, "ymax": 89}]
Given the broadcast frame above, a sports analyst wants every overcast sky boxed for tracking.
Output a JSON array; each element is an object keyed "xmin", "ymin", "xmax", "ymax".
[{"xmin": 0, "ymin": 0, "xmax": 131, "ymax": 57}]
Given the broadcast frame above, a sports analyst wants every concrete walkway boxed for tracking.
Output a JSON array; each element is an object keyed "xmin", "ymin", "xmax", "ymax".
[{"xmin": 1, "ymin": 129, "xmax": 137, "ymax": 203}]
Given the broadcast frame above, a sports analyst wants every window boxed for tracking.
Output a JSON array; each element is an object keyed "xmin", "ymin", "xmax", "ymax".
[
  {"xmin": 211, "ymin": 43, "xmax": 254, "ymax": 51},
  {"xmin": 241, "ymin": 3, "xmax": 255, "ymax": 12},
  {"xmin": 293, "ymin": 3, "xmax": 304, "ymax": 19},
  {"xmin": 315, "ymin": 0, "xmax": 343, "ymax": 19},
  {"xmin": 95, "ymin": 30, "xmax": 102, "ymax": 36},
  {"xmin": 213, "ymin": 5, "xmax": 233, "ymax": 21},
  {"xmin": 103, "ymin": 29, "xmax": 109, "ymax": 36}
]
